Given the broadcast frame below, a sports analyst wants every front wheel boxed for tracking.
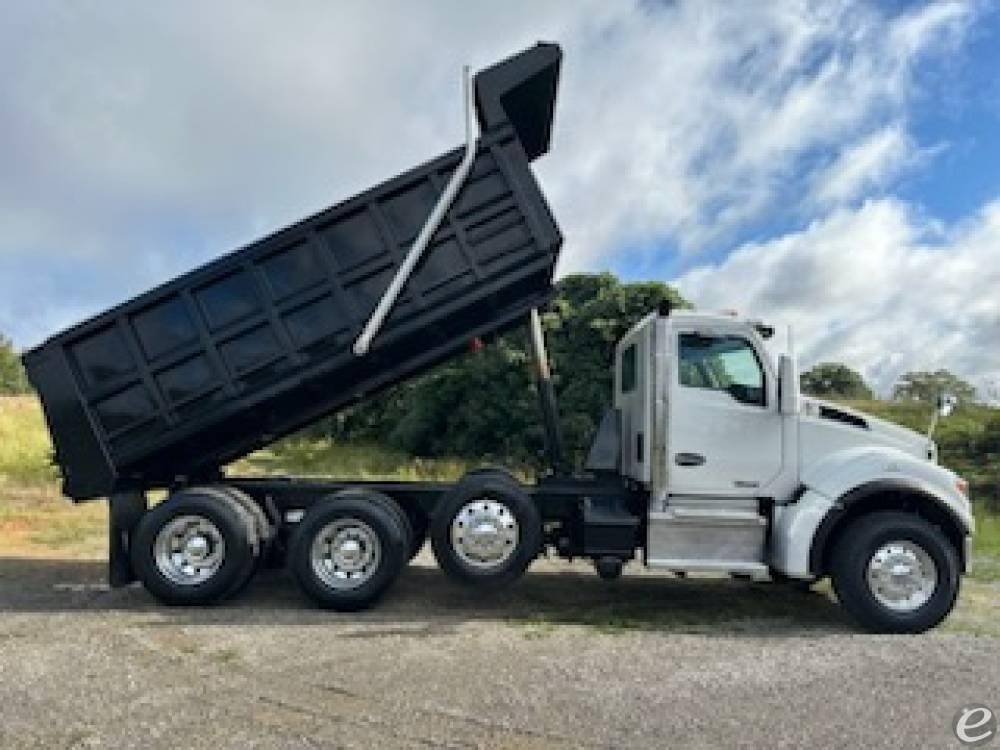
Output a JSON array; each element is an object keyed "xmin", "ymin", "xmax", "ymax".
[{"xmin": 830, "ymin": 511, "xmax": 960, "ymax": 634}]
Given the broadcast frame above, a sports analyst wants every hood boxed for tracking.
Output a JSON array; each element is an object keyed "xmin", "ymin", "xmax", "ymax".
[{"xmin": 800, "ymin": 397, "xmax": 935, "ymax": 461}]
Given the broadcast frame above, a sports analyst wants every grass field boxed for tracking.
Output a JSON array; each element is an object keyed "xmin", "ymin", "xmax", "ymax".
[
  {"xmin": 232, "ymin": 438, "xmax": 473, "ymax": 482},
  {"xmin": 0, "ymin": 395, "xmax": 58, "ymax": 487},
  {"xmin": 841, "ymin": 398, "xmax": 1000, "ymax": 508},
  {"xmin": 1, "ymin": 394, "xmax": 998, "ymax": 581}
]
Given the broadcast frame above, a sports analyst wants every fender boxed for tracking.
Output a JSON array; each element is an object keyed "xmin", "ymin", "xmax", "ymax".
[
  {"xmin": 769, "ymin": 446, "xmax": 973, "ymax": 577},
  {"xmin": 806, "ymin": 478, "xmax": 972, "ymax": 575},
  {"xmin": 800, "ymin": 445, "xmax": 971, "ymax": 529}
]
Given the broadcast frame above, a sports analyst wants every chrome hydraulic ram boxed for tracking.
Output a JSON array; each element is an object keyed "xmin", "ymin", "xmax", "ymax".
[
  {"xmin": 527, "ymin": 307, "xmax": 567, "ymax": 475},
  {"xmin": 353, "ymin": 65, "xmax": 480, "ymax": 356}
]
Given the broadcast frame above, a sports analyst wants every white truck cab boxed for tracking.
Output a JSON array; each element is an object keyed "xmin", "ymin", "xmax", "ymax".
[{"xmin": 612, "ymin": 308, "xmax": 973, "ymax": 631}]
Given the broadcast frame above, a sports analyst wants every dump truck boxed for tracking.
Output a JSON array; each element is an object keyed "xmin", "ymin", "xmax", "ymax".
[{"xmin": 23, "ymin": 43, "xmax": 973, "ymax": 633}]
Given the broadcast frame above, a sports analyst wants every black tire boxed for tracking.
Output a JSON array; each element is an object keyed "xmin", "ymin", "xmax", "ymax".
[
  {"xmin": 430, "ymin": 473, "xmax": 541, "ymax": 588},
  {"xmin": 208, "ymin": 486, "xmax": 271, "ymax": 597},
  {"xmin": 213, "ymin": 485, "xmax": 273, "ymax": 551},
  {"xmin": 131, "ymin": 487, "xmax": 255, "ymax": 606},
  {"xmin": 288, "ymin": 495, "xmax": 406, "ymax": 611},
  {"xmin": 830, "ymin": 511, "xmax": 960, "ymax": 634}
]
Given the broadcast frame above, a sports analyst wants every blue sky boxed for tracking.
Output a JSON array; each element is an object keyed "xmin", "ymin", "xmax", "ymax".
[
  {"xmin": 611, "ymin": 2, "xmax": 1000, "ymax": 281},
  {"xmin": 1, "ymin": 1, "xmax": 998, "ymax": 397},
  {"xmin": 897, "ymin": 16, "xmax": 1000, "ymax": 220}
]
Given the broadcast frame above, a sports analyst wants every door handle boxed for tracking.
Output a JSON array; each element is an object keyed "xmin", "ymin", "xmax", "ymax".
[{"xmin": 675, "ymin": 452, "xmax": 706, "ymax": 467}]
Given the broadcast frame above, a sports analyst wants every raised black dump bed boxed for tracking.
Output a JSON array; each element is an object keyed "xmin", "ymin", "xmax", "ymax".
[{"xmin": 24, "ymin": 44, "xmax": 563, "ymax": 501}]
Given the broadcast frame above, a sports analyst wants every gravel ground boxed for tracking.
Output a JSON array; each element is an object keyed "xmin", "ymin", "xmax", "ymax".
[{"xmin": 0, "ymin": 551, "xmax": 997, "ymax": 749}]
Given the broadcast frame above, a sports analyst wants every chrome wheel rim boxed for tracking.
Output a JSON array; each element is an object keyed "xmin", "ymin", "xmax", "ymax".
[
  {"xmin": 450, "ymin": 497, "xmax": 519, "ymax": 569},
  {"xmin": 311, "ymin": 519, "xmax": 381, "ymax": 590},
  {"xmin": 866, "ymin": 539, "xmax": 938, "ymax": 612},
  {"xmin": 154, "ymin": 514, "xmax": 226, "ymax": 586}
]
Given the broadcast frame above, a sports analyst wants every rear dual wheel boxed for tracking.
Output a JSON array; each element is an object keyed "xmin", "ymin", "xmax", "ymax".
[
  {"xmin": 131, "ymin": 486, "xmax": 267, "ymax": 606},
  {"xmin": 288, "ymin": 491, "xmax": 407, "ymax": 611},
  {"xmin": 300, "ymin": 488, "xmax": 426, "ymax": 561}
]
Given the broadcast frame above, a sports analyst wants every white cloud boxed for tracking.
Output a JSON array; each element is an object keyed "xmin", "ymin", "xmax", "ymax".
[
  {"xmin": 0, "ymin": 0, "xmax": 983, "ymax": 353},
  {"xmin": 674, "ymin": 198, "xmax": 1000, "ymax": 395},
  {"xmin": 541, "ymin": 0, "xmax": 972, "ymax": 268},
  {"xmin": 810, "ymin": 123, "xmax": 935, "ymax": 206}
]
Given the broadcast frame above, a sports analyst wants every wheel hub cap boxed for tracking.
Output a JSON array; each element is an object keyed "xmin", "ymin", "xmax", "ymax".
[
  {"xmin": 866, "ymin": 540, "xmax": 938, "ymax": 613},
  {"xmin": 451, "ymin": 498, "xmax": 519, "ymax": 569},
  {"xmin": 336, "ymin": 538, "xmax": 363, "ymax": 566},
  {"xmin": 311, "ymin": 519, "xmax": 381, "ymax": 589},
  {"xmin": 154, "ymin": 515, "xmax": 226, "ymax": 586},
  {"xmin": 185, "ymin": 535, "xmax": 210, "ymax": 561}
]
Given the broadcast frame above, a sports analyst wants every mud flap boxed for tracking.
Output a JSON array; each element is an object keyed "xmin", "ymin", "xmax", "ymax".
[{"xmin": 108, "ymin": 492, "xmax": 147, "ymax": 587}]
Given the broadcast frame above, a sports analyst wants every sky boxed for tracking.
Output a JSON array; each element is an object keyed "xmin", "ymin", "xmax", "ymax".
[{"xmin": 1, "ymin": 1, "xmax": 998, "ymax": 398}]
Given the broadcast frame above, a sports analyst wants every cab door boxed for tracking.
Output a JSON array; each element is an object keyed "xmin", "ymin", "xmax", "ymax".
[{"xmin": 666, "ymin": 328, "xmax": 783, "ymax": 494}]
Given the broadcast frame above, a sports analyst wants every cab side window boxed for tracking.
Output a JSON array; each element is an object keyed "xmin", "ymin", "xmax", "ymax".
[
  {"xmin": 620, "ymin": 343, "xmax": 637, "ymax": 394},
  {"xmin": 678, "ymin": 334, "xmax": 765, "ymax": 407}
]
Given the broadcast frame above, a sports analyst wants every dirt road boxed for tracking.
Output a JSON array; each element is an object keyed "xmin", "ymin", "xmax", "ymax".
[{"xmin": 0, "ymin": 552, "xmax": 996, "ymax": 749}]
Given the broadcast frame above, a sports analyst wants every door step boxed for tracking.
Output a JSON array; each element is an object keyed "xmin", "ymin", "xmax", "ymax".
[
  {"xmin": 645, "ymin": 559, "xmax": 769, "ymax": 578},
  {"xmin": 646, "ymin": 496, "xmax": 767, "ymax": 573}
]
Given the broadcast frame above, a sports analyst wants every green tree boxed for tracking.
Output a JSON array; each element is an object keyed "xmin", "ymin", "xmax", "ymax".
[
  {"xmin": 331, "ymin": 273, "xmax": 687, "ymax": 468},
  {"xmin": 0, "ymin": 334, "xmax": 30, "ymax": 395},
  {"xmin": 800, "ymin": 362, "xmax": 873, "ymax": 400},
  {"xmin": 892, "ymin": 369, "xmax": 976, "ymax": 404}
]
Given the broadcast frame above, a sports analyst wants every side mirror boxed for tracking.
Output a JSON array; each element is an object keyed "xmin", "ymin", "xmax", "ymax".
[
  {"xmin": 779, "ymin": 355, "xmax": 799, "ymax": 415},
  {"xmin": 928, "ymin": 393, "xmax": 957, "ymax": 440},
  {"xmin": 937, "ymin": 393, "xmax": 957, "ymax": 418}
]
